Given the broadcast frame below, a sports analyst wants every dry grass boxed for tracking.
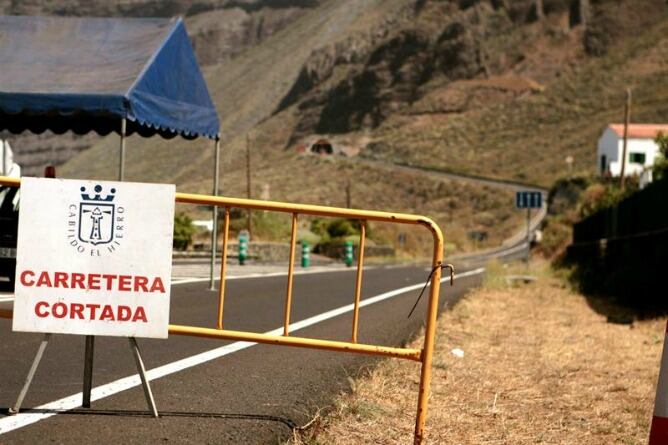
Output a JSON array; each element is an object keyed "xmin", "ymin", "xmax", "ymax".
[{"xmin": 292, "ymin": 264, "xmax": 664, "ymax": 444}]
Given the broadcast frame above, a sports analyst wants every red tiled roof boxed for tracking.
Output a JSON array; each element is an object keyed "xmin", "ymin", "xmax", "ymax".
[{"xmin": 608, "ymin": 124, "xmax": 668, "ymax": 139}]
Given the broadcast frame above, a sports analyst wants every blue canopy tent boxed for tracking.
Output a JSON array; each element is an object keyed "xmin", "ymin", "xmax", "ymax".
[
  {"xmin": 0, "ymin": 15, "xmax": 220, "ymax": 169},
  {"xmin": 0, "ymin": 15, "xmax": 222, "ymax": 289}
]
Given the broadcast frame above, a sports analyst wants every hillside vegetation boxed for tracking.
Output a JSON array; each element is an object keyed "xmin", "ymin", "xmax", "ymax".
[
  {"xmin": 367, "ymin": 6, "xmax": 668, "ymax": 186},
  {"xmin": 8, "ymin": 0, "xmax": 668, "ymax": 253}
]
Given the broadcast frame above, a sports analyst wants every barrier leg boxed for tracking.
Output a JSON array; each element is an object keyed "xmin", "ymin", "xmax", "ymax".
[
  {"xmin": 82, "ymin": 335, "xmax": 94, "ymax": 408},
  {"xmin": 128, "ymin": 338, "xmax": 159, "ymax": 418},
  {"xmin": 414, "ymin": 288, "xmax": 439, "ymax": 444},
  {"xmin": 414, "ymin": 242, "xmax": 443, "ymax": 443},
  {"xmin": 9, "ymin": 333, "xmax": 51, "ymax": 414}
]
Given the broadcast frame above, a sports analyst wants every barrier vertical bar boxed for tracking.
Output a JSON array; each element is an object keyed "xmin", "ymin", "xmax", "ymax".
[
  {"xmin": 283, "ymin": 213, "xmax": 298, "ymax": 336},
  {"xmin": 351, "ymin": 222, "xmax": 366, "ymax": 343},
  {"xmin": 413, "ymin": 224, "xmax": 444, "ymax": 445},
  {"xmin": 217, "ymin": 207, "xmax": 230, "ymax": 329}
]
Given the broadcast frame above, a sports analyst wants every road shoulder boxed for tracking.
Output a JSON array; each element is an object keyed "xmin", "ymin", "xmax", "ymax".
[{"xmin": 292, "ymin": 265, "xmax": 662, "ymax": 444}]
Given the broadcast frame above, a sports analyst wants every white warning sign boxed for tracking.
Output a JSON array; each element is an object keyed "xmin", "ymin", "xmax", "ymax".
[{"xmin": 12, "ymin": 177, "xmax": 175, "ymax": 339}]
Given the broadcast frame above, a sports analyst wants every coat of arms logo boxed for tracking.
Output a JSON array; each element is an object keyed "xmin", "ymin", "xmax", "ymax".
[
  {"xmin": 68, "ymin": 184, "xmax": 124, "ymax": 256},
  {"xmin": 78, "ymin": 185, "xmax": 116, "ymax": 245}
]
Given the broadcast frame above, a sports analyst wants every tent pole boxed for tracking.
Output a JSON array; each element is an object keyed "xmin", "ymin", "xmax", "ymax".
[
  {"xmin": 1, "ymin": 140, "xmax": 5, "ymax": 176},
  {"xmin": 209, "ymin": 135, "xmax": 221, "ymax": 290},
  {"xmin": 119, "ymin": 118, "xmax": 127, "ymax": 181}
]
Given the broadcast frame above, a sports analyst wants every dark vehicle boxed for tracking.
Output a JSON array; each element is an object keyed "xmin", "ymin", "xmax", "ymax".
[{"xmin": 0, "ymin": 185, "xmax": 19, "ymax": 292}]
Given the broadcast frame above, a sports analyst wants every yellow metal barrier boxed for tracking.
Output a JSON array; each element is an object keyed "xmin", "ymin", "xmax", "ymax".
[{"xmin": 0, "ymin": 175, "xmax": 444, "ymax": 444}]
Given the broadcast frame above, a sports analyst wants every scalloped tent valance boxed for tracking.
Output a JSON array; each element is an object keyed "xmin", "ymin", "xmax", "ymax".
[{"xmin": 0, "ymin": 15, "xmax": 220, "ymax": 140}]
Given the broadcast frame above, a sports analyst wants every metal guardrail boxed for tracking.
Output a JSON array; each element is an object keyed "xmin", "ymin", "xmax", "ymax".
[{"xmin": 0, "ymin": 175, "xmax": 445, "ymax": 444}]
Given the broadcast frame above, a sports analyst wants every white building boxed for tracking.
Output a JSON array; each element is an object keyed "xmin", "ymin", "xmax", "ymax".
[{"xmin": 597, "ymin": 124, "xmax": 668, "ymax": 179}]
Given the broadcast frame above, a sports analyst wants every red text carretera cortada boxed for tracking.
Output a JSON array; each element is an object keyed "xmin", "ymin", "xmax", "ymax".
[{"xmin": 19, "ymin": 270, "xmax": 166, "ymax": 322}]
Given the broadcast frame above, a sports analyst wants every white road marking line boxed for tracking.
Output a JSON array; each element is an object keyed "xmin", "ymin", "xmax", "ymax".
[
  {"xmin": 170, "ymin": 265, "xmax": 373, "ymax": 285},
  {"xmin": 0, "ymin": 267, "xmax": 485, "ymax": 435}
]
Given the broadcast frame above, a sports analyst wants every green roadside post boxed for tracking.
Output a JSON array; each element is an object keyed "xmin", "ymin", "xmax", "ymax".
[
  {"xmin": 239, "ymin": 232, "xmax": 248, "ymax": 265},
  {"xmin": 344, "ymin": 240, "xmax": 353, "ymax": 267},
  {"xmin": 301, "ymin": 241, "xmax": 310, "ymax": 268}
]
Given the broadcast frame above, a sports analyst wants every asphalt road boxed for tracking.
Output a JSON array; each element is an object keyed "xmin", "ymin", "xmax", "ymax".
[{"xmin": 0, "ymin": 263, "xmax": 483, "ymax": 444}]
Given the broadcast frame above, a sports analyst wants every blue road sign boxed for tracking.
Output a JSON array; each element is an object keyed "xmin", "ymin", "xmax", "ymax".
[{"xmin": 516, "ymin": 191, "xmax": 542, "ymax": 209}]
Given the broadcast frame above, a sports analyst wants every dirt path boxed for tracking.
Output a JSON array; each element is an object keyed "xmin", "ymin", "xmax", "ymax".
[
  {"xmin": 349, "ymin": 157, "xmax": 549, "ymax": 252},
  {"xmin": 354, "ymin": 158, "xmax": 546, "ymax": 193}
]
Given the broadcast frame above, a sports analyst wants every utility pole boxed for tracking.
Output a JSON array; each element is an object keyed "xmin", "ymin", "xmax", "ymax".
[
  {"xmin": 580, "ymin": 0, "xmax": 590, "ymax": 29},
  {"xmin": 534, "ymin": 0, "xmax": 545, "ymax": 20},
  {"xmin": 345, "ymin": 179, "xmax": 351, "ymax": 208},
  {"xmin": 246, "ymin": 134, "xmax": 252, "ymax": 239},
  {"xmin": 620, "ymin": 88, "xmax": 631, "ymax": 189}
]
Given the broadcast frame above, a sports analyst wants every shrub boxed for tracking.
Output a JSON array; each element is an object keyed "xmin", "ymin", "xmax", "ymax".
[
  {"xmin": 578, "ymin": 179, "xmax": 637, "ymax": 218},
  {"xmin": 326, "ymin": 218, "xmax": 359, "ymax": 238},
  {"xmin": 173, "ymin": 213, "xmax": 196, "ymax": 250},
  {"xmin": 310, "ymin": 218, "xmax": 364, "ymax": 241},
  {"xmin": 229, "ymin": 211, "xmax": 291, "ymax": 242},
  {"xmin": 653, "ymin": 131, "xmax": 668, "ymax": 181}
]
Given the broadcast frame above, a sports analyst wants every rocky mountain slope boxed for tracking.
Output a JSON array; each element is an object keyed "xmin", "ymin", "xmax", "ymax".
[
  {"xmin": 2, "ymin": 0, "xmax": 318, "ymax": 66},
  {"xmin": 275, "ymin": 0, "xmax": 667, "ymax": 185},
  {"xmin": 4, "ymin": 0, "xmax": 668, "ymax": 253}
]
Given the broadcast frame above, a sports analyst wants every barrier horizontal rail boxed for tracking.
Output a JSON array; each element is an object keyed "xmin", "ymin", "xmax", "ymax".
[
  {"xmin": 0, "ymin": 175, "xmax": 445, "ymax": 444},
  {"xmin": 169, "ymin": 325, "xmax": 423, "ymax": 361}
]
